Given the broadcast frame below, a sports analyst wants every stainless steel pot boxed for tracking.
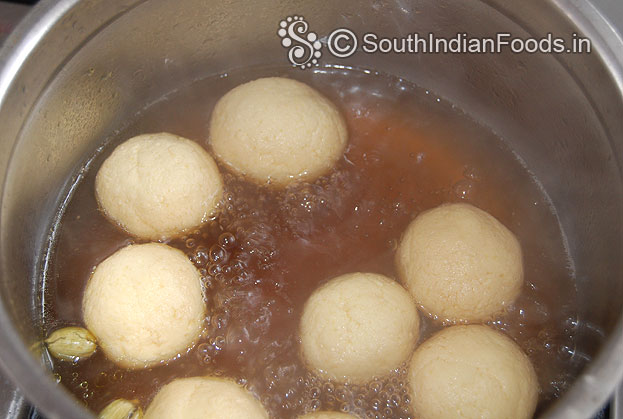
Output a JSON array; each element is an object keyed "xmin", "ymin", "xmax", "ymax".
[{"xmin": 0, "ymin": 0, "xmax": 622, "ymax": 418}]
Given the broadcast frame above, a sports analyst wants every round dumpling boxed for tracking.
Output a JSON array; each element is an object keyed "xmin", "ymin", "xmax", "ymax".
[
  {"xmin": 209, "ymin": 77, "xmax": 347, "ymax": 186},
  {"xmin": 396, "ymin": 203, "xmax": 523, "ymax": 322},
  {"xmin": 144, "ymin": 377, "xmax": 268, "ymax": 419},
  {"xmin": 96, "ymin": 132, "xmax": 223, "ymax": 240},
  {"xmin": 82, "ymin": 243, "xmax": 205, "ymax": 369},
  {"xmin": 408, "ymin": 325, "xmax": 538, "ymax": 419},
  {"xmin": 300, "ymin": 272, "xmax": 420, "ymax": 383}
]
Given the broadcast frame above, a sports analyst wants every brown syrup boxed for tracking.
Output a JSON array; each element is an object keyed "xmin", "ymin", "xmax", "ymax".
[{"xmin": 43, "ymin": 66, "xmax": 583, "ymax": 418}]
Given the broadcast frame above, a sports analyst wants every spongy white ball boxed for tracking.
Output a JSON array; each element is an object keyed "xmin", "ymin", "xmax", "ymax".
[
  {"xmin": 300, "ymin": 272, "xmax": 420, "ymax": 384},
  {"xmin": 299, "ymin": 412, "xmax": 358, "ymax": 419},
  {"xmin": 95, "ymin": 132, "xmax": 223, "ymax": 240},
  {"xmin": 144, "ymin": 376, "xmax": 268, "ymax": 419},
  {"xmin": 82, "ymin": 243, "xmax": 205, "ymax": 369},
  {"xmin": 408, "ymin": 325, "xmax": 538, "ymax": 419},
  {"xmin": 209, "ymin": 77, "xmax": 348, "ymax": 186},
  {"xmin": 396, "ymin": 203, "xmax": 523, "ymax": 323}
]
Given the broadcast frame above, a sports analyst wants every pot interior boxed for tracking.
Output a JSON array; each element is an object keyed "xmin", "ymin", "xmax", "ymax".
[{"xmin": 0, "ymin": 0, "xmax": 622, "ymax": 418}]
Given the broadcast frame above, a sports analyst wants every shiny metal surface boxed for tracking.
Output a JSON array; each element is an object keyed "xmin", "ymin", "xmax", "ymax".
[
  {"xmin": 614, "ymin": 383, "xmax": 623, "ymax": 419},
  {"xmin": 0, "ymin": 2, "xmax": 30, "ymax": 45},
  {"xmin": 0, "ymin": 3, "xmax": 38, "ymax": 416},
  {"xmin": 0, "ymin": 1, "xmax": 622, "ymax": 418},
  {"xmin": 0, "ymin": 375, "xmax": 29, "ymax": 419}
]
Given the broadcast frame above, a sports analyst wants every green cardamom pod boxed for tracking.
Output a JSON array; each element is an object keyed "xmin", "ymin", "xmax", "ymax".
[
  {"xmin": 44, "ymin": 327, "xmax": 97, "ymax": 361},
  {"xmin": 98, "ymin": 399, "xmax": 143, "ymax": 419}
]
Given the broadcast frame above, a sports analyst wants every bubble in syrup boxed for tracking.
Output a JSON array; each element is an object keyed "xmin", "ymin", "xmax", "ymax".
[
  {"xmin": 369, "ymin": 380, "xmax": 382, "ymax": 393},
  {"xmin": 308, "ymin": 398, "xmax": 321, "ymax": 411},
  {"xmin": 218, "ymin": 232, "xmax": 236, "ymax": 249},
  {"xmin": 192, "ymin": 246, "xmax": 210, "ymax": 266},
  {"xmin": 371, "ymin": 398, "xmax": 382, "ymax": 411},
  {"xmin": 209, "ymin": 244, "xmax": 228, "ymax": 264},
  {"xmin": 310, "ymin": 386, "xmax": 321, "ymax": 399},
  {"xmin": 336, "ymin": 387, "xmax": 348, "ymax": 402},
  {"xmin": 463, "ymin": 165, "xmax": 481, "ymax": 181},
  {"xmin": 558, "ymin": 344, "xmax": 575, "ymax": 361},
  {"xmin": 453, "ymin": 179, "xmax": 475, "ymax": 200},
  {"xmin": 323, "ymin": 382, "xmax": 335, "ymax": 394}
]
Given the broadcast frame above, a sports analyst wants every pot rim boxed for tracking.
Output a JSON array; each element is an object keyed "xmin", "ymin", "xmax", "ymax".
[
  {"xmin": 541, "ymin": 1, "xmax": 623, "ymax": 418},
  {"xmin": 0, "ymin": 1, "xmax": 106, "ymax": 417}
]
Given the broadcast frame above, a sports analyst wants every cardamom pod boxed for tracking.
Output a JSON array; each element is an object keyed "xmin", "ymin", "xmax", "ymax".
[
  {"xmin": 99, "ymin": 399, "xmax": 143, "ymax": 419},
  {"xmin": 44, "ymin": 327, "xmax": 97, "ymax": 361}
]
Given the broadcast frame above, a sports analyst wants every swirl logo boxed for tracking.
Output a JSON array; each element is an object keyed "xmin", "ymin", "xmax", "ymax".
[{"xmin": 278, "ymin": 16, "xmax": 322, "ymax": 69}]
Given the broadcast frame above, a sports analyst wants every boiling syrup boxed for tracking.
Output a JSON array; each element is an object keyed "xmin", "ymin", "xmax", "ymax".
[{"xmin": 44, "ymin": 66, "xmax": 582, "ymax": 418}]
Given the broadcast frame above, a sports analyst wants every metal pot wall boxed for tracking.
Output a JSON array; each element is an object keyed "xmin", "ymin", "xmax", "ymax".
[{"xmin": 0, "ymin": 0, "xmax": 622, "ymax": 418}]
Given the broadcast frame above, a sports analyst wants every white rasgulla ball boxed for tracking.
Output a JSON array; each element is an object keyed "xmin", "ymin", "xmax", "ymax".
[
  {"xmin": 396, "ymin": 203, "xmax": 523, "ymax": 323},
  {"xmin": 300, "ymin": 272, "xmax": 420, "ymax": 384},
  {"xmin": 408, "ymin": 325, "xmax": 538, "ymax": 419},
  {"xmin": 299, "ymin": 412, "xmax": 358, "ymax": 419},
  {"xmin": 209, "ymin": 77, "xmax": 348, "ymax": 186},
  {"xmin": 82, "ymin": 243, "xmax": 205, "ymax": 369},
  {"xmin": 95, "ymin": 132, "xmax": 223, "ymax": 240},
  {"xmin": 144, "ymin": 376, "xmax": 268, "ymax": 419}
]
